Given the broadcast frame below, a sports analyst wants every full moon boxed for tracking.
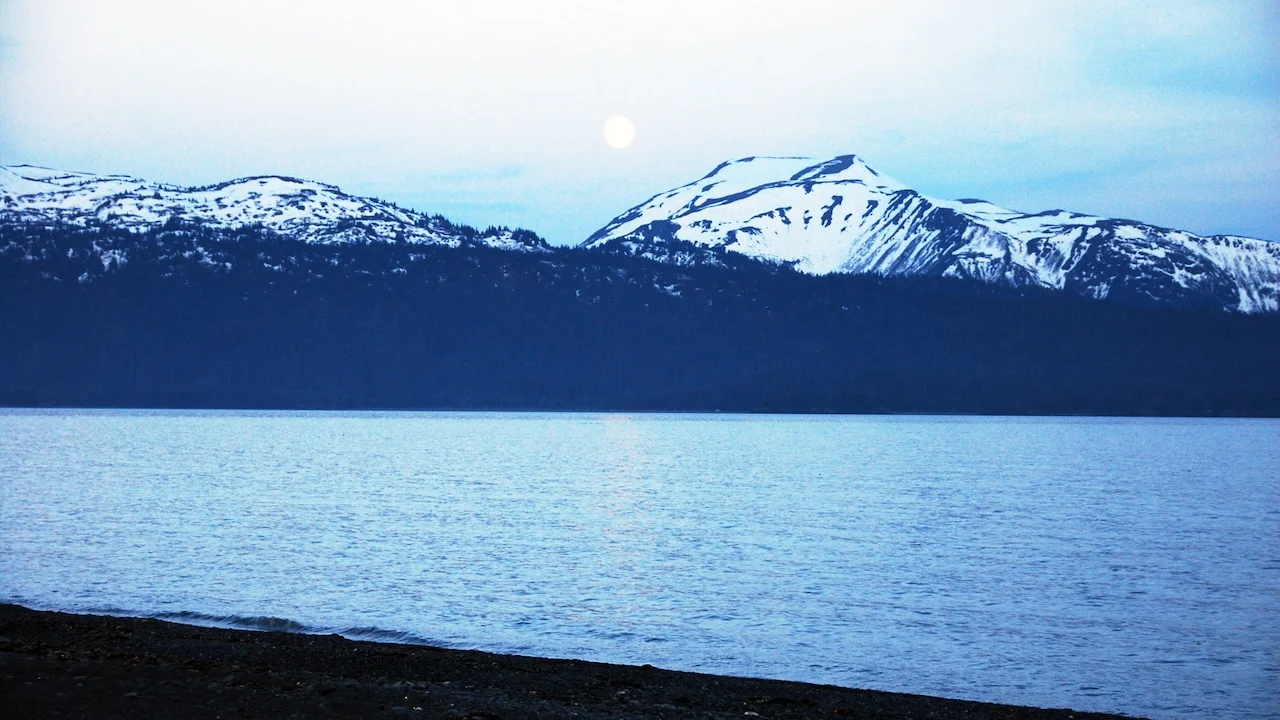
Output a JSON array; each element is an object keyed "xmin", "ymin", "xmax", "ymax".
[{"xmin": 603, "ymin": 116, "xmax": 635, "ymax": 149}]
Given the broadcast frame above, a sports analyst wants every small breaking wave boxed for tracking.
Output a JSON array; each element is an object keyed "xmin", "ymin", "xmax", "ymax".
[
  {"xmin": 147, "ymin": 609, "xmax": 447, "ymax": 648},
  {"xmin": 337, "ymin": 626, "xmax": 439, "ymax": 646},
  {"xmin": 151, "ymin": 610, "xmax": 315, "ymax": 634},
  {"xmin": 5, "ymin": 599, "xmax": 453, "ymax": 653}
]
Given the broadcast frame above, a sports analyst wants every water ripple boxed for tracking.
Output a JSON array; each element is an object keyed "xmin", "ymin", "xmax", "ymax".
[{"xmin": 1, "ymin": 410, "xmax": 1277, "ymax": 720}]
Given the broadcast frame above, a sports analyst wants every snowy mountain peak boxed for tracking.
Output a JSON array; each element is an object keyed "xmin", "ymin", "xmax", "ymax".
[
  {"xmin": 588, "ymin": 155, "xmax": 905, "ymax": 249},
  {"xmin": 584, "ymin": 155, "xmax": 1280, "ymax": 313},
  {"xmin": 0, "ymin": 165, "xmax": 547, "ymax": 252},
  {"xmin": 699, "ymin": 154, "xmax": 894, "ymax": 191}
]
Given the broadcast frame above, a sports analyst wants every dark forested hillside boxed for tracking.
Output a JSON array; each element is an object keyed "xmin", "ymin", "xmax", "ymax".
[{"xmin": 2, "ymin": 224, "xmax": 1278, "ymax": 415}]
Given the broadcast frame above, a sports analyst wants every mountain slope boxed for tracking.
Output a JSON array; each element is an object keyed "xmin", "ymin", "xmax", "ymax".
[
  {"xmin": 3, "ymin": 179, "xmax": 1278, "ymax": 416},
  {"xmin": 4, "ymin": 223, "xmax": 1279, "ymax": 416},
  {"xmin": 0, "ymin": 165, "xmax": 547, "ymax": 253},
  {"xmin": 584, "ymin": 155, "xmax": 1280, "ymax": 313}
]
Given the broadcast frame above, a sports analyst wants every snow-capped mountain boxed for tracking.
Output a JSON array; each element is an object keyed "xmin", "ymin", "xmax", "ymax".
[
  {"xmin": 0, "ymin": 165, "xmax": 546, "ymax": 252},
  {"xmin": 584, "ymin": 155, "xmax": 1280, "ymax": 313}
]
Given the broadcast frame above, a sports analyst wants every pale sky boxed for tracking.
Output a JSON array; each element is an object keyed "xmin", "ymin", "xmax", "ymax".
[{"xmin": 1, "ymin": 0, "xmax": 1277, "ymax": 245}]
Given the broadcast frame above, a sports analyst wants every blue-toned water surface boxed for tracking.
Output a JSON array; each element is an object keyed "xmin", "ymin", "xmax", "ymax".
[{"xmin": 1, "ymin": 410, "xmax": 1276, "ymax": 719}]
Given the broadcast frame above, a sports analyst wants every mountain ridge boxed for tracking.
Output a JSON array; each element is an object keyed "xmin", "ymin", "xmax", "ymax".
[
  {"xmin": 3, "ymin": 164, "xmax": 1279, "ymax": 416},
  {"xmin": 5, "ymin": 159, "xmax": 1280, "ymax": 313},
  {"xmin": 0, "ymin": 164, "xmax": 548, "ymax": 253},
  {"xmin": 583, "ymin": 155, "xmax": 1280, "ymax": 313}
]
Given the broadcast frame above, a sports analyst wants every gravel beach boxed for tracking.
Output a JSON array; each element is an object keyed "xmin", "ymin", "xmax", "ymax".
[{"xmin": 0, "ymin": 604, "xmax": 1139, "ymax": 719}]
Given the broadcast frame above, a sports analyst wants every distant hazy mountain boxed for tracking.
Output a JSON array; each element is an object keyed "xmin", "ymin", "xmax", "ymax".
[
  {"xmin": 584, "ymin": 155, "xmax": 1280, "ymax": 313},
  {"xmin": 0, "ymin": 164, "xmax": 548, "ymax": 253}
]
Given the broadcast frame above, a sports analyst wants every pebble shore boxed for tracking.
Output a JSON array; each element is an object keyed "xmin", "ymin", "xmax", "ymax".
[{"xmin": 0, "ymin": 604, "xmax": 1140, "ymax": 719}]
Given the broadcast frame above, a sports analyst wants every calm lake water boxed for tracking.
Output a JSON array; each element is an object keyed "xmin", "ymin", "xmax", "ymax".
[{"xmin": 1, "ymin": 410, "xmax": 1276, "ymax": 719}]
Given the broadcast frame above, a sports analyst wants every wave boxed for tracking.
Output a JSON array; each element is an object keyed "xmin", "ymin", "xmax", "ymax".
[
  {"xmin": 6, "ymin": 599, "xmax": 448, "ymax": 653},
  {"xmin": 150, "ymin": 610, "xmax": 448, "ymax": 648},
  {"xmin": 150, "ymin": 610, "xmax": 314, "ymax": 634},
  {"xmin": 337, "ymin": 625, "xmax": 439, "ymax": 646}
]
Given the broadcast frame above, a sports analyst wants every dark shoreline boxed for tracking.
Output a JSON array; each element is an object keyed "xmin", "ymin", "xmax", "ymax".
[
  {"xmin": 1, "ymin": 604, "xmax": 1139, "ymax": 719},
  {"xmin": 4, "ymin": 406, "xmax": 1277, "ymax": 420}
]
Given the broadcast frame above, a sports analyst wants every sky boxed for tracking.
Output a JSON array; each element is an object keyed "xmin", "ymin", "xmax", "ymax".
[{"xmin": 1, "ymin": 0, "xmax": 1277, "ymax": 246}]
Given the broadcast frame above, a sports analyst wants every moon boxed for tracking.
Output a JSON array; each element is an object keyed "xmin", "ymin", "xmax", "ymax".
[{"xmin": 603, "ymin": 116, "xmax": 635, "ymax": 149}]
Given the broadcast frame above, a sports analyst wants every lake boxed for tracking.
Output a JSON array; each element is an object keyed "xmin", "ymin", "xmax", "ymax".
[{"xmin": 1, "ymin": 410, "xmax": 1276, "ymax": 719}]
